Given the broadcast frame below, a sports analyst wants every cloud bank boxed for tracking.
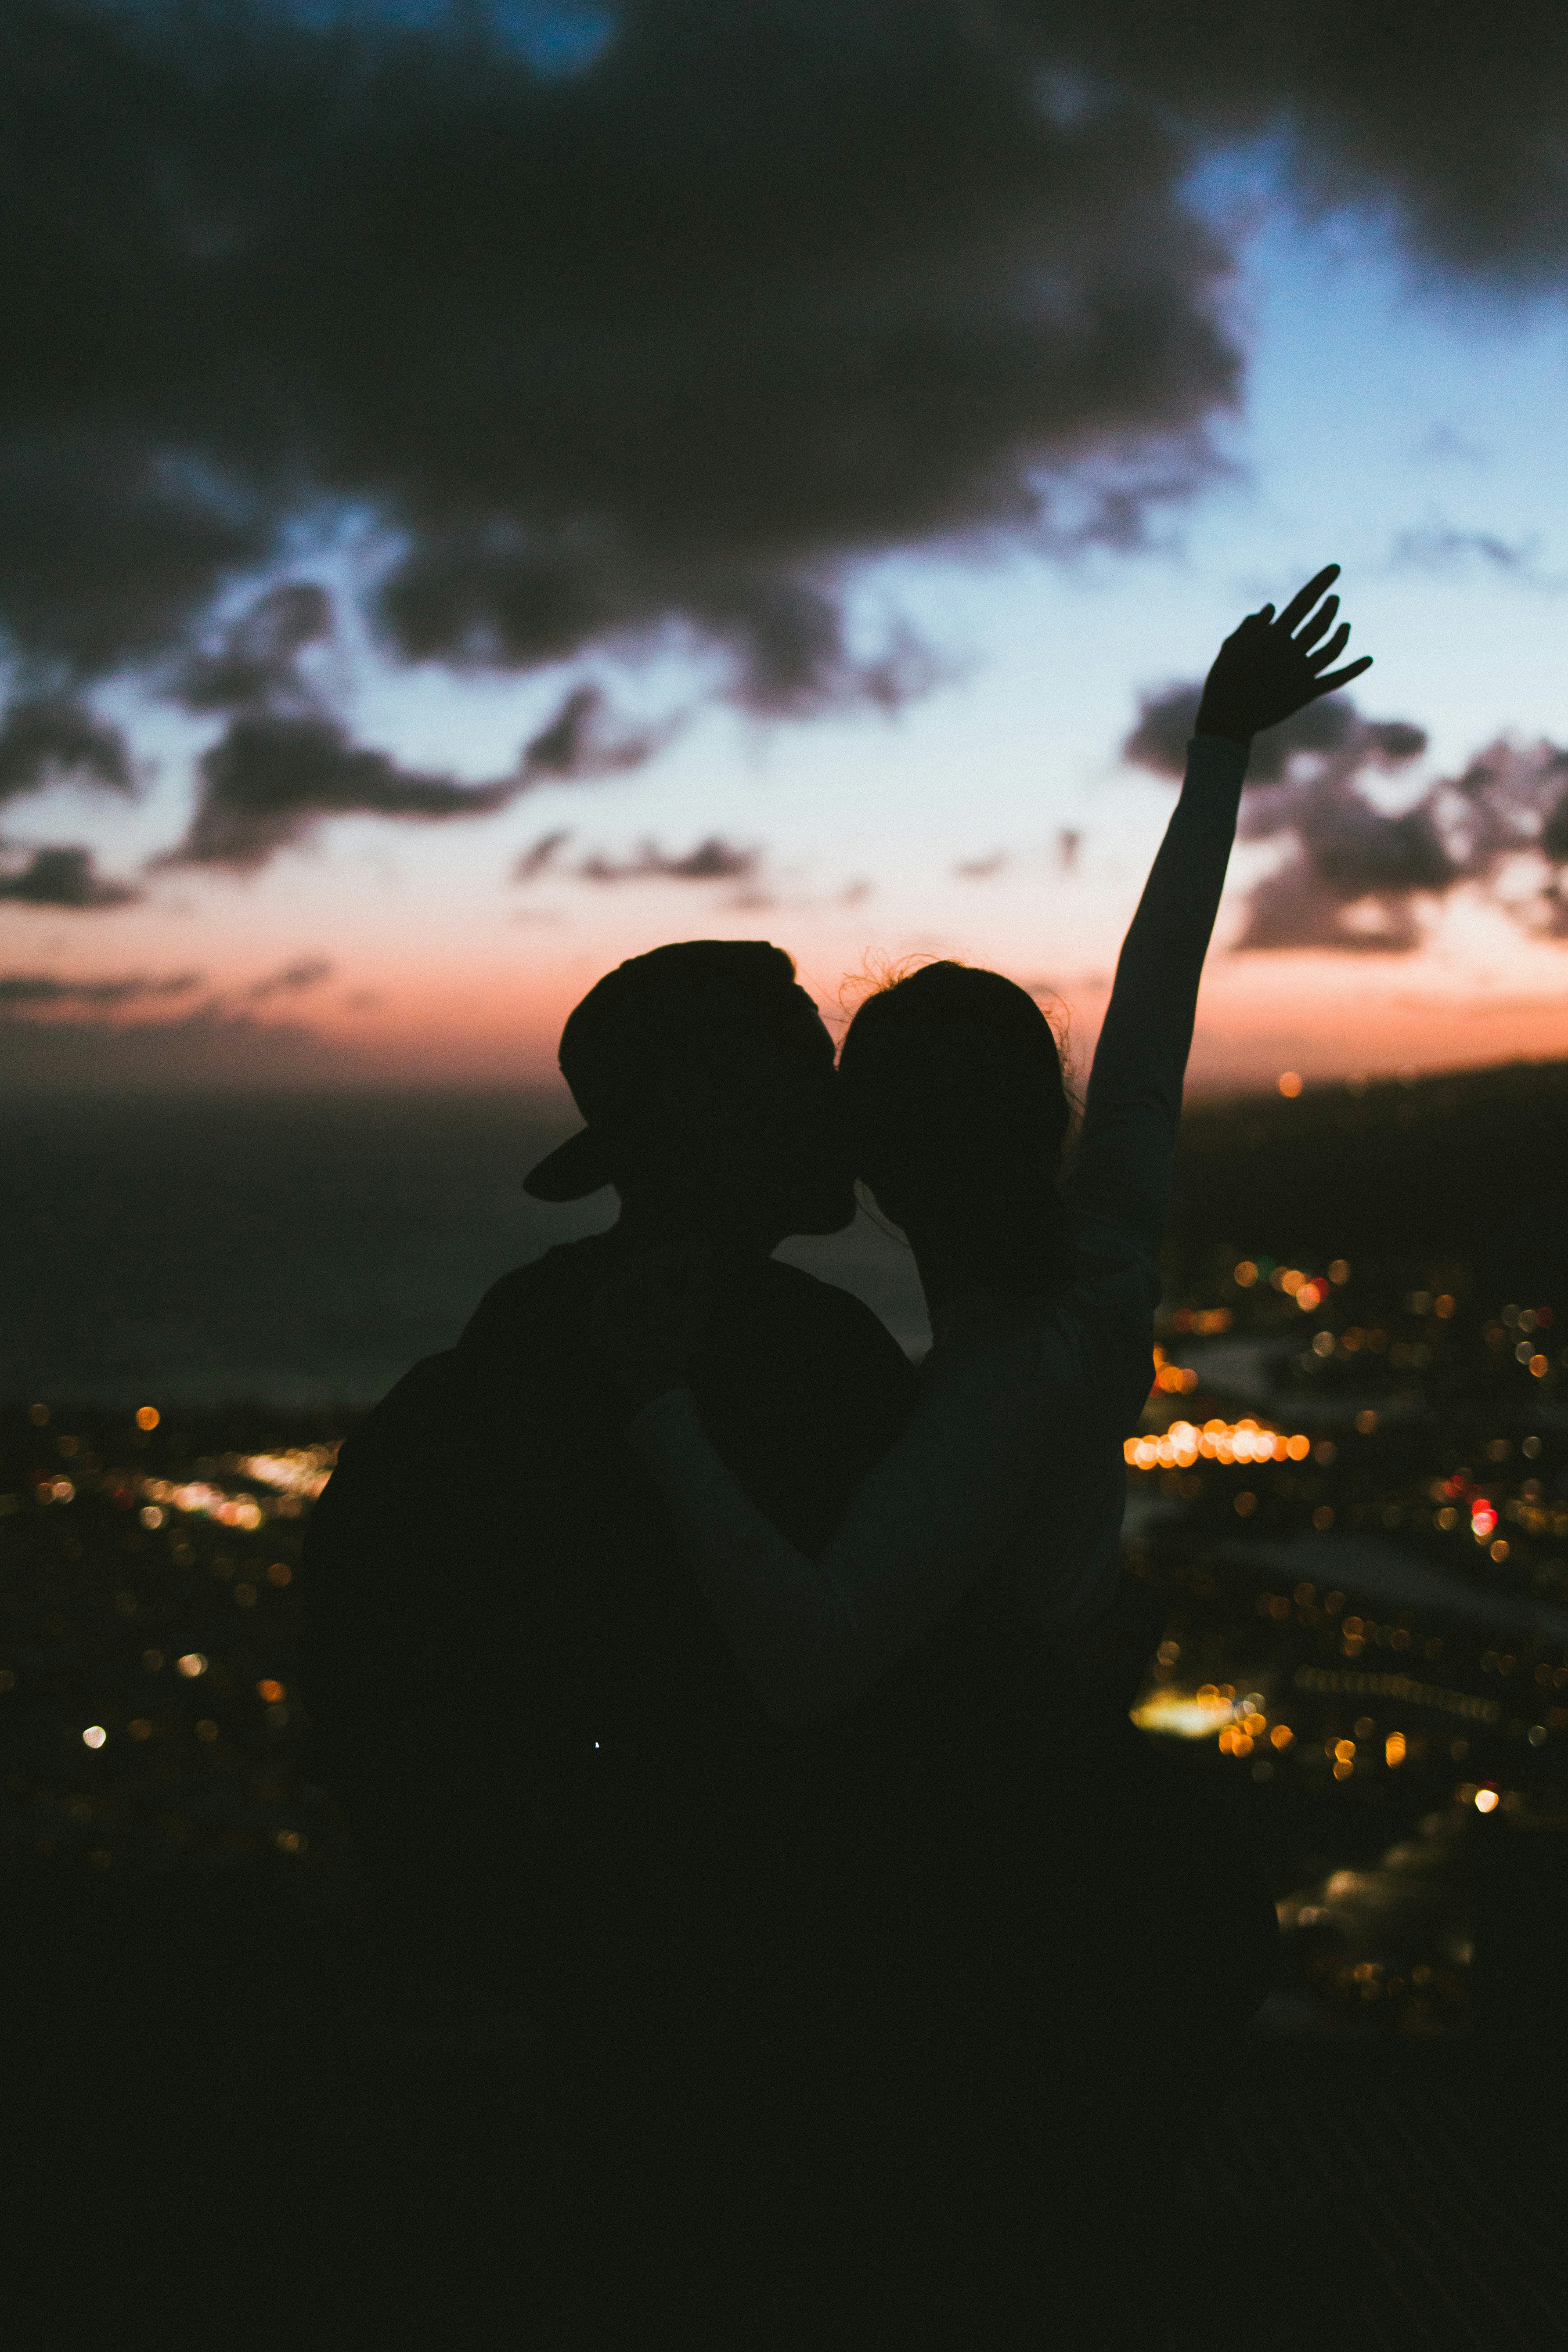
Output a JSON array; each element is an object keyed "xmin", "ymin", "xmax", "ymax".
[
  {"xmin": 0, "ymin": 844, "xmax": 142, "ymax": 907},
  {"xmin": 1125, "ymin": 684, "xmax": 1568, "ymax": 951},
  {"xmin": 2, "ymin": 0, "xmax": 1568, "ymax": 882},
  {"xmin": 514, "ymin": 828, "xmax": 760, "ymax": 885},
  {"xmin": 154, "ymin": 588, "xmax": 679, "ymax": 870},
  {"xmin": 0, "ymin": 968, "xmax": 200, "ymax": 1008}
]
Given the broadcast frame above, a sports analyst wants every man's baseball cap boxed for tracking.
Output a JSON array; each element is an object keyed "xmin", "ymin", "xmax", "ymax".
[{"xmin": 524, "ymin": 939, "xmax": 829, "ymax": 1201}]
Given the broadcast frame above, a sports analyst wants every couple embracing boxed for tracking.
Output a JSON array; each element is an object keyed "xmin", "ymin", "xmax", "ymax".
[{"xmin": 301, "ymin": 569, "xmax": 1368, "ymax": 2341}]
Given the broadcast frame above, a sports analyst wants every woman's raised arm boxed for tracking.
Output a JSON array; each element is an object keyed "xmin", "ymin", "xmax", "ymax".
[{"xmin": 1066, "ymin": 566, "xmax": 1371, "ymax": 1260}]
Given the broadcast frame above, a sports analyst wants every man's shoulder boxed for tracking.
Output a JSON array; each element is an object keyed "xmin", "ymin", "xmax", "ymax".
[
  {"xmin": 326, "ymin": 1236, "xmax": 613, "ymax": 1461},
  {"xmin": 309, "ymin": 1241, "xmax": 619, "ymax": 1556},
  {"xmin": 458, "ymin": 1237, "xmax": 907, "ymax": 1360},
  {"xmin": 455, "ymin": 1233, "xmax": 617, "ymax": 1368}
]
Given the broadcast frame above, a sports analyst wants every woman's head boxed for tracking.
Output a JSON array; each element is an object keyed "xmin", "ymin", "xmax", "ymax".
[{"xmin": 839, "ymin": 961, "xmax": 1072, "ymax": 1240}]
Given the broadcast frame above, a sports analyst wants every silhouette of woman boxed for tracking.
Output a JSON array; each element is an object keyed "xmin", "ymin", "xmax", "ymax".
[
  {"xmin": 595, "ymin": 568, "xmax": 1365, "ymax": 1694},
  {"xmin": 590, "ymin": 567, "xmax": 1370, "ymax": 2338}
]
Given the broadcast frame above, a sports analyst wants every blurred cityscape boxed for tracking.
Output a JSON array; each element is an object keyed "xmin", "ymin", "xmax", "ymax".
[
  {"xmin": 4, "ymin": 1061, "xmax": 1568, "ymax": 2058},
  {"xmin": 6, "ymin": 1252, "xmax": 1568, "ymax": 2049}
]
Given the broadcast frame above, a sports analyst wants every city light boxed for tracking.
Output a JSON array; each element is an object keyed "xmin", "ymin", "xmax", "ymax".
[
  {"xmin": 121, "ymin": 1444, "xmax": 338, "ymax": 1533},
  {"xmin": 238, "ymin": 1447, "xmax": 336, "ymax": 1499},
  {"xmin": 1125, "ymin": 1419, "xmax": 1312, "ymax": 1470},
  {"xmin": 11, "ymin": 1228, "xmax": 1568, "ymax": 2058},
  {"xmin": 1131, "ymin": 1685, "xmax": 1272, "ymax": 1743},
  {"xmin": 1131, "ymin": 1688, "xmax": 1237, "ymax": 1739}
]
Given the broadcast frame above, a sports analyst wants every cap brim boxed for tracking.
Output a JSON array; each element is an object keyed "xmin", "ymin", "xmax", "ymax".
[{"xmin": 523, "ymin": 1126, "xmax": 616, "ymax": 1201}]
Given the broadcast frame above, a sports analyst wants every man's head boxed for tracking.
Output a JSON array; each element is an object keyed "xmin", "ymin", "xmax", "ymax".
[{"xmin": 525, "ymin": 940, "xmax": 853, "ymax": 1244}]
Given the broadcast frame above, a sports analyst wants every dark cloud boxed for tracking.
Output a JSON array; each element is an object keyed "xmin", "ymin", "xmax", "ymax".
[
  {"xmin": 512, "ymin": 684, "xmax": 677, "ymax": 781},
  {"xmin": 164, "ymin": 713, "xmax": 520, "ymax": 871},
  {"xmin": 0, "ymin": 0, "xmax": 1566, "ymax": 879},
  {"xmin": 575, "ymin": 837, "xmax": 760, "ymax": 884},
  {"xmin": 0, "ymin": 968, "xmax": 200, "ymax": 1009},
  {"xmin": 0, "ymin": 0, "xmax": 1247, "ymax": 761},
  {"xmin": 1052, "ymin": 2, "xmax": 1568, "ymax": 279},
  {"xmin": 514, "ymin": 825, "xmax": 758, "ymax": 884},
  {"xmin": 175, "ymin": 582, "xmax": 334, "ymax": 714},
  {"xmin": 513, "ymin": 828, "xmax": 573, "ymax": 881},
  {"xmin": 1057, "ymin": 828, "xmax": 1081, "ymax": 871},
  {"xmin": 163, "ymin": 659, "xmax": 666, "ymax": 870},
  {"xmin": 1125, "ymin": 682, "xmax": 1568, "ymax": 950},
  {"xmin": 1122, "ymin": 683, "xmax": 1413, "ymax": 787},
  {"xmin": 0, "ymin": 694, "xmax": 133, "ymax": 805},
  {"xmin": 0, "ymin": 844, "xmax": 142, "ymax": 907},
  {"xmin": 1233, "ymin": 811, "xmax": 1445, "ymax": 953},
  {"xmin": 954, "ymin": 851, "xmax": 1007, "ymax": 880},
  {"xmin": 1119, "ymin": 682, "xmax": 1203, "ymax": 779},
  {"xmin": 247, "ymin": 956, "xmax": 334, "ymax": 999}
]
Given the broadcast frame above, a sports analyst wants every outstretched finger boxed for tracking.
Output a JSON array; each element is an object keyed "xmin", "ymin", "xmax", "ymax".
[
  {"xmin": 1294, "ymin": 595, "xmax": 1340, "ymax": 653},
  {"xmin": 1276, "ymin": 564, "xmax": 1340, "ymax": 634},
  {"xmin": 1305, "ymin": 654, "xmax": 1373, "ymax": 700},
  {"xmin": 1306, "ymin": 621, "xmax": 1351, "ymax": 671}
]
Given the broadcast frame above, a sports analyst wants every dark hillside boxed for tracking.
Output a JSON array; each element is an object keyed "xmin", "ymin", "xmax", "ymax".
[{"xmin": 1169, "ymin": 1060, "xmax": 1568, "ymax": 1296}]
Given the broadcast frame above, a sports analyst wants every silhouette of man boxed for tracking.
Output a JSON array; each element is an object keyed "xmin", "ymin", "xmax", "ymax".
[{"xmin": 298, "ymin": 940, "xmax": 915, "ymax": 2320}]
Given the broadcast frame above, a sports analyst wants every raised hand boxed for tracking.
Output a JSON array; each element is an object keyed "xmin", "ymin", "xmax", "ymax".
[{"xmin": 1195, "ymin": 565, "xmax": 1372, "ymax": 749}]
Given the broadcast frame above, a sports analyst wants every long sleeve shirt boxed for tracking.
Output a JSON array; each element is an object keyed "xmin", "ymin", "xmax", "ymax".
[{"xmin": 627, "ymin": 735, "xmax": 1250, "ymax": 1726}]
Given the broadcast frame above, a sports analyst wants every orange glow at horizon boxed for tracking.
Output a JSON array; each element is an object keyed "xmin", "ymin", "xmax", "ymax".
[
  {"xmin": 111, "ymin": 927, "xmax": 1568, "ymax": 1092},
  {"xmin": 11, "ymin": 837, "xmax": 1568, "ymax": 1093}
]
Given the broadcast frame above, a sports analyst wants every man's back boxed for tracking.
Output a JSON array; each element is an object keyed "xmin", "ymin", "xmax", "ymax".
[{"xmin": 299, "ymin": 1233, "xmax": 916, "ymax": 2018}]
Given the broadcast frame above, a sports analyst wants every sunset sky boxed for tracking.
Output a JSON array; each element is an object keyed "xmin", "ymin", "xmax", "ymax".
[{"xmin": 7, "ymin": 4, "xmax": 1568, "ymax": 1097}]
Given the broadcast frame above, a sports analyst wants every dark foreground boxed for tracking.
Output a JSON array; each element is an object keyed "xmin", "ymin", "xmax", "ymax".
[
  {"xmin": 4, "ymin": 1380, "xmax": 1568, "ymax": 2345},
  {"xmin": 7, "ymin": 1853, "xmax": 1564, "ymax": 2348},
  {"xmin": 10, "ymin": 1053, "xmax": 1568, "ymax": 2339}
]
